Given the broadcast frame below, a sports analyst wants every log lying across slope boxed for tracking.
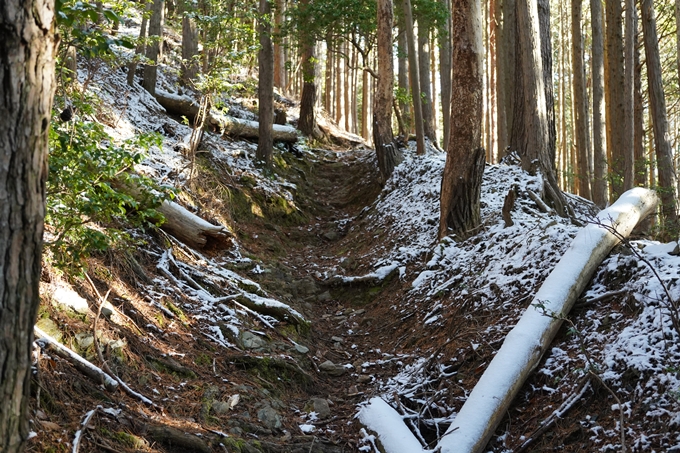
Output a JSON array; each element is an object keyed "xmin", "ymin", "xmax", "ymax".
[
  {"xmin": 155, "ymin": 90, "xmax": 299, "ymax": 143},
  {"xmin": 359, "ymin": 188, "xmax": 659, "ymax": 453},
  {"xmin": 437, "ymin": 187, "xmax": 658, "ymax": 453}
]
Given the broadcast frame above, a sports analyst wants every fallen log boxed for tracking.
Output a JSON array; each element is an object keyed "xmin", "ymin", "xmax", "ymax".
[
  {"xmin": 158, "ymin": 200, "xmax": 232, "ymax": 250},
  {"xmin": 437, "ymin": 187, "xmax": 658, "ymax": 453},
  {"xmin": 155, "ymin": 89, "xmax": 299, "ymax": 143}
]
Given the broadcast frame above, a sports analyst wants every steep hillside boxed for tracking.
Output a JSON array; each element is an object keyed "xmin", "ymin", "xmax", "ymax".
[{"xmin": 31, "ymin": 18, "xmax": 680, "ymax": 453}]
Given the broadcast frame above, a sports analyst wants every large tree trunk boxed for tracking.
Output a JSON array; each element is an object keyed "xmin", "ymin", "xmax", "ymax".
[
  {"xmin": 397, "ymin": 19, "xmax": 412, "ymax": 136},
  {"xmin": 605, "ymin": 0, "xmax": 625, "ymax": 199},
  {"xmin": 512, "ymin": 0, "xmax": 567, "ymax": 217},
  {"xmin": 142, "ymin": 0, "xmax": 165, "ymax": 96},
  {"xmin": 257, "ymin": 0, "xmax": 274, "ymax": 166},
  {"xmin": 417, "ymin": 25, "xmax": 437, "ymax": 146},
  {"xmin": 402, "ymin": 0, "xmax": 426, "ymax": 155},
  {"xmin": 374, "ymin": 0, "xmax": 403, "ymax": 183},
  {"xmin": 438, "ymin": 188, "xmax": 659, "ymax": 453},
  {"xmin": 641, "ymin": 0, "xmax": 679, "ymax": 225},
  {"xmin": 591, "ymin": 0, "xmax": 608, "ymax": 207},
  {"xmin": 572, "ymin": 0, "xmax": 591, "ymax": 199},
  {"xmin": 500, "ymin": 0, "xmax": 516, "ymax": 144},
  {"xmin": 438, "ymin": 0, "xmax": 485, "ymax": 240},
  {"xmin": 181, "ymin": 13, "xmax": 199, "ymax": 86},
  {"xmin": 0, "ymin": 2, "xmax": 56, "ymax": 452}
]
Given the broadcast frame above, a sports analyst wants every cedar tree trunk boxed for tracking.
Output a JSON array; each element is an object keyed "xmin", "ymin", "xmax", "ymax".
[
  {"xmin": 257, "ymin": 0, "xmax": 274, "ymax": 166},
  {"xmin": 439, "ymin": 0, "xmax": 485, "ymax": 240},
  {"xmin": 0, "ymin": 1, "xmax": 56, "ymax": 451}
]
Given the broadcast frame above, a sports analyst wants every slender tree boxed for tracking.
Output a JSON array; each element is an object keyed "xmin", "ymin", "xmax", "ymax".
[
  {"xmin": 142, "ymin": 0, "xmax": 165, "ymax": 96},
  {"xmin": 605, "ymin": 0, "xmax": 625, "ymax": 199},
  {"xmin": 440, "ymin": 0, "xmax": 453, "ymax": 150},
  {"xmin": 591, "ymin": 0, "xmax": 608, "ymax": 207},
  {"xmin": 374, "ymin": 0, "xmax": 403, "ymax": 182},
  {"xmin": 641, "ymin": 0, "xmax": 678, "ymax": 225},
  {"xmin": 417, "ymin": 23, "xmax": 437, "ymax": 145},
  {"xmin": 439, "ymin": 0, "xmax": 485, "ymax": 240},
  {"xmin": 623, "ymin": 0, "xmax": 635, "ymax": 190},
  {"xmin": 402, "ymin": 0, "xmax": 426, "ymax": 154},
  {"xmin": 0, "ymin": 1, "xmax": 56, "ymax": 452},
  {"xmin": 298, "ymin": 0, "xmax": 322, "ymax": 139},
  {"xmin": 257, "ymin": 0, "xmax": 274, "ymax": 166},
  {"xmin": 572, "ymin": 0, "xmax": 591, "ymax": 199},
  {"xmin": 181, "ymin": 12, "xmax": 199, "ymax": 86}
]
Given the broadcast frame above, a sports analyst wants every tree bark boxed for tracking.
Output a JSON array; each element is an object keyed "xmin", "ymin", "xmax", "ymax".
[
  {"xmin": 591, "ymin": 0, "xmax": 608, "ymax": 207},
  {"xmin": 513, "ymin": 0, "xmax": 567, "ymax": 217},
  {"xmin": 397, "ymin": 19, "xmax": 412, "ymax": 136},
  {"xmin": 181, "ymin": 13, "xmax": 199, "ymax": 86},
  {"xmin": 0, "ymin": 1, "xmax": 56, "ymax": 451},
  {"xmin": 402, "ymin": 0, "xmax": 426, "ymax": 155},
  {"xmin": 417, "ymin": 25, "xmax": 437, "ymax": 146},
  {"xmin": 374, "ymin": 0, "xmax": 403, "ymax": 183},
  {"xmin": 633, "ymin": 16, "xmax": 646, "ymax": 187},
  {"xmin": 500, "ymin": 0, "xmax": 516, "ymax": 144},
  {"xmin": 641, "ymin": 0, "xmax": 678, "ymax": 225},
  {"xmin": 298, "ymin": 0, "xmax": 321, "ymax": 140},
  {"xmin": 142, "ymin": 0, "xmax": 165, "ymax": 96},
  {"xmin": 623, "ymin": 0, "xmax": 635, "ymax": 190},
  {"xmin": 273, "ymin": 0, "xmax": 285, "ymax": 89},
  {"xmin": 438, "ymin": 0, "xmax": 485, "ymax": 241},
  {"xmin": 572, "ymin": 0, "xmax": 591, "ymax": 199},
  {"xmin": 257, "ymin": 0, "xmax": 274, "ymax": 166},
  {"xmin": 440, "ymin": 0, "xmax": 453, "ymax": 151},
  {"xmin": 439, "ymin": 188, "xmax": 659, "ymax": 453},
  {"xmin": 538, "ymin": 0, "xmax": 556, "ymax": 168},
  {"xmin": 605, "ymin": 0, "xmax": 625, "ymax": 199}
]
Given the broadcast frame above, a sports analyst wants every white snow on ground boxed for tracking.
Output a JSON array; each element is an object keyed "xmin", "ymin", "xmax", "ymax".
[{"xmin": 353, "ymin": 146, "xmax": 680, "ymax": 452}]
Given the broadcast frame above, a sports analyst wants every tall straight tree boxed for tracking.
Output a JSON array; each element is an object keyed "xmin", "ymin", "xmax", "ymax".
[
  {"xmin": 257, "ymin": 0, "xmax": 274, "ymax": 166},
  {"xmin": 0, "ymin": 1, "xmax": 56, "ymax": 452},
  {"xmin": 440, "ymin": 0, "xmax": 453, "ymax": 151},
  {"xmin": 605, "ymin": 0, "xmax": 625, "ymax": 199},
  {"xmin": 591, "ymin": 0, "xmax": 608, "ymax": 207},
  {"xmin": 641, "ymin": 0, "xmax": 678, "ymax": 225},
  {"xmin": 142, "ymin": 0, "xmax": 164, "ymax": 95},
  {"xmin": 374, "ymin": 0, "xmax": 403, "ymax": 182},
  {"xmin": 402, "ymin": 0, "xmax": 426, "ymax": 155},
  {"xmin": 417, "ymin": 23, "xmax": 437, "ymax": 146},
  {"xmin": 439, "ymin": 0, "xmax": 485, "ymax": 240},
  {"xmin": 298, "ymin": 0, "xmax": 322, "ymax": 139},
  {"xmin": 623, "ymin": 0, "xmax": 635, "ymax": 190},
  {"xmin": 512, "ymin": 0, "xmax": 567, "ymax": 216},
  {"xmin": 572, "ymin": 0, "xmax": 591, "ymax": 199}
]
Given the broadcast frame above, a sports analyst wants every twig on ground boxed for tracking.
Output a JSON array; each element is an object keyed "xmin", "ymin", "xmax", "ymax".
[
  {"xmin": 72, "ymin": 406, "xmax": 99, "ymax": 453},
  {"xmin": 85, "ymin": 273, "xmax": 161, "ymax": 410},
  {"xmin": 513, "ymin": 376, "xmax": 591, "ymax": 453}
]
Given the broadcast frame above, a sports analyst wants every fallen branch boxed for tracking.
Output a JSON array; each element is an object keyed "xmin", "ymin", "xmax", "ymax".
[
  {"xmin": 435, "ymin": 188, "xmax": 658, "ymax": 453},
  {"xmin": 72, "ymin": 407, "xmax": 99, "ymax": 453},
  {"xmin": 513, "ymin": 377, "xmax": 591, "ymax": 453},
  {"xmin": 155, "ymin": 89, "xmax": 299, "ymax": 143},
  {"xmin": 34, "ymin": 327, "xmax": 119, "ymax": 392},
  {"xmin": 85, "ymin": 274, "xmax": 159, "ymax": 409}
]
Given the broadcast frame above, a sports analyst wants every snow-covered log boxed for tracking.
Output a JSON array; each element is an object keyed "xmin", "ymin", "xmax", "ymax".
[
  {"xmin": 155, "ymin": 89, "xmax": 299, "ymax": 143},
  {"xmin": 437, "ymin": 188, "xmax": 658, "ymax": 453},
  {"xmin": 358, "ymin": 397, "xmax": 428, "ymax": 453},
  {"xmin": 158, "ymin": 200, "xmax": 232, "ymax": 249}
]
